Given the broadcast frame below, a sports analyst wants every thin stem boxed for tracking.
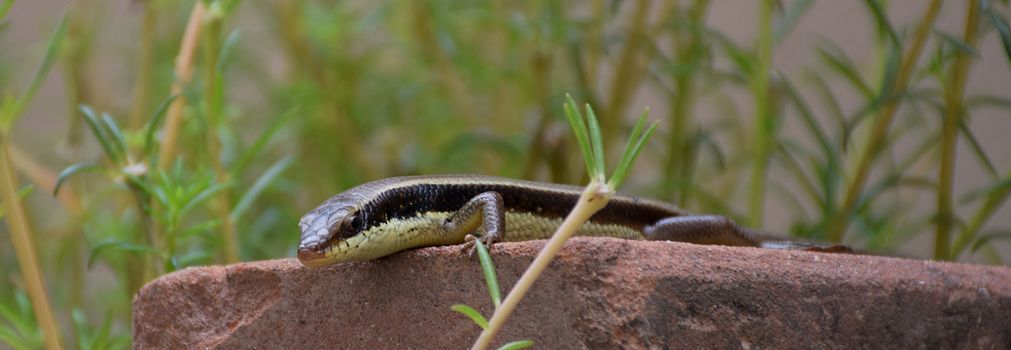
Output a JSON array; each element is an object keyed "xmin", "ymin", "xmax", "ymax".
[
  {"xmin": 128, "ymin": 3, "xmax": 157, "ymax": 129},
  {"xmin": 0, "ymin": 142, "xmax": 63, "ymax": 350},
  {"xmin": 158, "ymin": 2, "xmax": 205, "ymax": 169},
  {"xmin": 936, "ymin": 0, "xmax": 979, "ymax": 260},
  {"xmin": 662, "ymin": 1, "xmax": 711, "ymax": 205},
  {"xmin": 472, "ymin": 183, "xmax": 612, "ymax": 350},
  {"xmin": 202, "ymin": 8, "xmax": 238, "ymax": 264},
  {"xmin": 604, "ymin": 0, "xmax": 650, "ymax": 146},
  {"xmin": 825, "ymin": 0, "xmax": 942, "ymax": 242},
  {"xmin": 748, "ymin": 0, "xmax": 774, "ymax": 227}
]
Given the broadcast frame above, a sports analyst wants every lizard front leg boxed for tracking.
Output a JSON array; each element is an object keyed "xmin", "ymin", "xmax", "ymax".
[{"xmin": 441, "ymin": 191, "xmax": 506, "ymax": 249}]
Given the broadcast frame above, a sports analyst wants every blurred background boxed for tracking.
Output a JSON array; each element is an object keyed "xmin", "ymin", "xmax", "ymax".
[{"xmin": 1, "ymin": 0, "xmax": 1009, "ymax": 348}]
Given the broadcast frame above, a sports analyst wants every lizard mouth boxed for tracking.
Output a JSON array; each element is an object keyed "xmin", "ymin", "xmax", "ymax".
[{"xmin": 297, "ymin": 239, "xmax": 344, "ymax": 268}]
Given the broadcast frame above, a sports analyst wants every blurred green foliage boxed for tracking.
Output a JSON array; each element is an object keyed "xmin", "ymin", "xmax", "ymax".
[{"xmin": 1, "ymin": 0, "xmax": 1010, "ymax": 348}]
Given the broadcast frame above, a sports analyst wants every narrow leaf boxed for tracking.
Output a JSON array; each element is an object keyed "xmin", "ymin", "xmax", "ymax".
[
  {"xmin": 584, "ymin": 103, "xmax": 605, "ymax": 179},
  {"xmin": 179, "ymin": 181, "xmax": 231, "ymax": 217},
  {"xmin": 816, "ymin": 43, "xmax": 874, "ymax": 99},
  {"xmin": 970, "ymin": 230, "xmax": 1011, "ymax": 253},
  {"xmin": 984, "ymin": 7, "xmax": 1011, "ymax": 67},
  {"xmin": 53, "ymin": 162, "xmax": 100, "ymax": 196},
  {"xmin": 144, "ymin": 95, "xmax": 180, "ymax": 159},
  {"xmin": 933, "ymin": 29, "xmax": 980, "ymax": 58},
  {"xmin": 473, "ymin": 239, "xmax": 501, "ymax": 309},
  {"xmin": 6, "ymin": 14, "xmax": 67, "ymax": 126},
  {"xmin": 100, "ymin": 112, "xmax": 129, "ymax": 163},
  {"xmin": 230, "ymin": 155, "xmax": 294, "ymax": 221},
  {"xmin": 497, "ymin": 340, "xmax": 535, "ymax": 350},
  {"xmin": 563, "ymin": 94, "xmax": 594, "ymax": 177},
  {"xmin": 609, "ymin": 120, "xmax": 657, "ymax": 188},
  {"xmin": 231, "ymin": 107, "xmax": 295, "ymax": 175},
  {"xmin": 87, "ymin": 240, "xmax": 160, "ymax": 268},
  {"xmin": 773, "ymin": 0, "xmax": 814, "ymax": 44},
  {"xmin": 450, "ymin": 304, "xmax": 489, "ymax": 330},
  {"xmin": 958, "ymin": 118, "xmax": 998, "ymax": 178},
  {"xmin": 861, "ymin": 0, "xmax": 899, "ymax": 45},
  {"xmin": 79, "ymin": 106, "xmax": 123, "ymax": 164}
]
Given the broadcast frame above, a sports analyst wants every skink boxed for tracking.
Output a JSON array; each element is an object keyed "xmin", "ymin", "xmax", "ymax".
[{"xmin": 297, "ymin": 174, "xmax": 848, "ymax": 267}]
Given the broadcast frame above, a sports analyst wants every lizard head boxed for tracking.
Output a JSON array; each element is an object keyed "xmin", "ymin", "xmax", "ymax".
[{"xmin": 297, "ymin": 195, "xmax": 366, "ymax": 268}]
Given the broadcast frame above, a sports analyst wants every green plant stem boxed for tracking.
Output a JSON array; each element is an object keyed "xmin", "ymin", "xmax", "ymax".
[
  {"xmin": 62, "ymin": 3, "xmax": 94, "ymax": 149},
  {"xmin": 272, "ymin": 1, "xmax": 379, "ymax": 181},
  {"xmin": 202, "ymin": 8, "xmax": 239, "ymax": 264},
  {"xmin": 936, "ymin": 0, "xmax": 980, "ymax": 260},
  {"xmin": 471, "ymin": 182, "xmax": 612, "ymax": 350},
  {"xmin": 604, "ymin": 0, "xmax": 650, "ymax": 146},
  {"xmin": 748, "ymin": 0, "xmax": 774, "ymax": 228},
  {"xmin": 662, "ymin": 1, "xmax": 711, "ymax": 205},
  {"xmin": 411, "ymin": 1, "xmax": 477, "ymax": 125},
  {"xmin": 0, "ymin": 142, "xmax": 63, "ymax": 350},
  {"xmin": 825, "ymin": 0, "xmax": 942, "ymax": 242},
  {"xmin": 585, "ymin": 0, "xmax": 604, "ymax": 87},
  {"xmin": 128, "ymin": 3, "xmax": 157, "ymax": 129},
  {"xmin": 158, "ymin": 2, "xmax": 205, "ymax": 169}
]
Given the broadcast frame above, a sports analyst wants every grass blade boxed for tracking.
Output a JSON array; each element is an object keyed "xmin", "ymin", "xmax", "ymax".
[{"xmin": 230, "ymin": 155, "xmax": 293, "ymax": 221}]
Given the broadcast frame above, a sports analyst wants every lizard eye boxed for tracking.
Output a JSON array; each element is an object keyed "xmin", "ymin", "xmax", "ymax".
[{"xmin": 337, "ymin": 207, "xmax": 362, "ymax": 235}]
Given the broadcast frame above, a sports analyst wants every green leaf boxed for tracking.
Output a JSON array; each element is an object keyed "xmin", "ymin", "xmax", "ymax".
[
  {"xmin": 100, "ymin": 112, "xmax": 129, "ymax": 162},
  {"xmin": 473, "ymin": 239, "xmax": 501, "ymax": 309},
  {"xmin": 79, "ymin": 106, "xmax": 124, "ymax": 164},
  {"xmin": 610, "ymin": 108, "xmax": 657, "ymax": 188},
  {"xmin": 231, "ymin": 155, "xmax": 294, "ymax": 221},
  {"xmin": 87, "ymin": 240, "xmax": 160, "ymax": 268},
  {"xmin": 143, "ymin": 94, "xmax": 179, "ymax": 160},
  {"xmin": 816, "ymin": 43, "xmax": 873, "ymax": 99},
  {"xmin": 178, "ymin": 181, "xmax": 231, "ymax": 218},
  {"xmin": 861, "ymin": 0, "xmax": 899, "ymax": 45},
  {"xmin": 216, "ymin": 29, "xmax": 242, "ymax": 73},
  {"xmin": 959, "ymin": 176, "xmax": 1011, "ymax": 204},
  {"xmin": 933, "ymin": 29, "xmax": 980, "ymax": 58},
  {"xmin": 983, "ymin": 5, "xmax": 1011, "ymax": 68},
  {"xmin": 53, "ymin": 162, "xmax": 100, "ymax": 196},
  {"xmin": 450, "ymin": 304, "xmax": 488, "ymax": 330},
  {"xmin": 497, "ymin": 340, "xmax": 535, "ymax": 350},
  {"xmin": 958, "ymin": 117, "xmax": 998, "ymax": 178},
  {"xmin": 584, "ymin": 103, "xmax": 605, "ymax": 179},
  {"xmin": 3, "ymin": 13, "xmax": 67, "ymax": 128},
  {"xmin": 563, "ymin": 94, "xmax": 595, "ymax": 179},
  {"xmin": 231, "ymin": 108, "xmax": 295, "ymax": 175},
  {"xmin": 773, "ymin": 0, "xmax": 814, "ymax": 44},
  {"xmin": 0, "ymin": 185, "xmax": 35, "ymax": 219},
  {"xmin": 966, "ymin": 95, "xmax": 1011, "ymax": 111},
  {"xmin": 970, "ymin": 230, "xmax": 1011, "ymax": 253}
]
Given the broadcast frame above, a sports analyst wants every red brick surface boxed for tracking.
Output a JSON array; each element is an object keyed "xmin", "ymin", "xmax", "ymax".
[{"xmin": 132, "ymin": 237, "xmax": 1011, "ymax": 349}]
